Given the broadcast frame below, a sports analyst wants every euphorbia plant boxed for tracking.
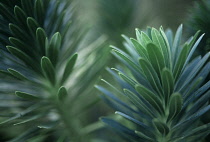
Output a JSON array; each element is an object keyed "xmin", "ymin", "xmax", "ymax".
[
  {"xmin": 97, "ymin": 25, "xmax": 210, "ymax": 142},
  {"xmin": 0, "ymin": 0, "xmax": 108, "ymax": 141}
]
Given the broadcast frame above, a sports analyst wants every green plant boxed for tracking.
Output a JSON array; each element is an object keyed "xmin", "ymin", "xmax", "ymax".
[
  {"xmin": 187, "ymin": 0, "xmax": 210, "ymax": 56},
  {"xmin": 0, "ymin": 0, "xmax": 108, "ymax": 141},
  {"xmin": 97, "ymin": 25, "xmax": 210, "ymax": 142}
]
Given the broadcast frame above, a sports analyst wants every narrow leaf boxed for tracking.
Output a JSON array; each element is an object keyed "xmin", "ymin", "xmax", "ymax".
[
  {"xmin": 47, "ymin": 32, "xmax": 61, "ymax": 65},
  {"xmin": 34, "ymin": 0, "xmax": 45, "ymax": 26},
  {"xmin": 0, "ymin": 104, "xmax": 39, "ymax": 125},
  {"xmin": 161, "ymin": 68, "xmax": 174, "ymax": 104},
  {"xmin": 172, "ymin": 24, "xmax": 183, "ymax": 65},
  {"xmin": 9, "ymin": 23, "xmax": 29, "ymax": 41},
  {"xmin": 151, "ymin": 28, "xmax": 169, "ymax": 67},
  {"xmin": 14, "ymin": 6, "xmax": 27, "ymax": 27},
  {"xmin": 168, "ymin": 93, "xmax": 183, "ymax": 121},
  {"xmin": 160, "ymin": 27, "xmax": 172, "ymax": 69},
  {"xmin": 6, "ymin": 46, "xmax": 39, "ymax": 72},
  {"xmin": 36, "ymin": 27, "xmax": 47, "ymax": 55},
  {"xmin": 101, "ymin": 118, "xmax": 138, "ymax": 138},
  {"xmin": 135, "ymin": 84, "xmax": 163, "ymax": 114},
  {"xmin": 15, "ymin": 91, "xmax": 40, "ymax": 100},
  {"xmin": 27, "ymin": 17, "xmax": 39, "ymax": 37},
  {"xmin": 115, "ymin": 111, "xmax": 152, "ymax": 133},
  {"xmin": 8, "ymin": 68, "xmax": 27, "ymax": 80},
  {"xmin": 13, "ymin": 115, "xmax": 41, "ymax": 126},
  {"xmin": 184, "ymin": 34, "xmax": 205, "ymax": 67},
  {"xmin": 0, "ymin": 3, "xmax": 15, "ymax": 23},
  {"xmin": 130, "ymin": 38, "xmax": 148, "ymax": 59},
  {"xmin": 141, "ymin": 31, "xmax": 152, "ymax": 46},
  {"xmin": 21, "ymin": 0, "xmax": 34, "ymax": 17},
  {"xmin": 146, "ymin": 43, "xmax": 165, "ymax": 77},
  {"xmin": 41, "ymin": 56, "xmax": 55, "ymax": 85},
  {"xmin": 61, "ymin": 53, "xmax": 77, "ymax": 83},
  {"xmin": 153, "ymin": 119, "xmax": 169, "ymax": 135},
  {"xmin": 135, "ymin": 131, "xmax": 154, "ymax": 141},
  {"xmin": 173, "ymin": 43, "xmax": 189, "ymax": 81},
  {"xmin": 112, "ymin": 47, "xmax": 141, "ymax": 73},
  {"xmin": 139, "ymin": 58, "xmax": 162, "ymax": 95},
  {"xmin": 119, "ymin": 72, "xmax": 137, "ymax": 88},
  {"xmin": 9, "ymin": 37, "xmax": 30, "ymax": 54},
  {"xmin": 57, "ymin": 86, "xmax": 68, "ymax": 102},
  {"xmin": 124, "ymin": 89, "xmax": 157, "ymax": 118}
]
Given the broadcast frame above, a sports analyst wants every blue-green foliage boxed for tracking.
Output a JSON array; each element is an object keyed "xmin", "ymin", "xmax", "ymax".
[
  {"xmin": 97, "ymin": 25, "xmax": 210, "ymax": 142},
  {"xmin": 0, "ymin": 0, "xmax": 108, "ymax": 141}
]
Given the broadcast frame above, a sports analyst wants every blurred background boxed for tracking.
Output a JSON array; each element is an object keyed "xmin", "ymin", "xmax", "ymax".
[{"xmin": 76, "ymin": 0, "xmax": 198, "ymax": 46}]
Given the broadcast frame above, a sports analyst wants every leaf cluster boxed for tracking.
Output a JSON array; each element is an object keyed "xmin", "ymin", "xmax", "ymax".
[
  {"xmin": 0, "ymin": 0, "xmax": 108, "ymax": 141},
  {"xmin": 97, "ymin": 25, "xmax": 210, "ymax": 142}
]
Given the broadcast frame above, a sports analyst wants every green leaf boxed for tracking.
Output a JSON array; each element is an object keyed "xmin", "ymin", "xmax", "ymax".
[
  {"xmin": 34, "ymin": 0, "xmax": 45, "ymax": 26},
  {"xmin": 184, "ymin": 34, "xmax": 205, "ymax": 67},
  {"xmin": 135, "ymin": 130, "xmax": 154, "ymax": 141},
  {"xmin": 0, "ymin": 3, "xmax": 15, "ymax": 23},
  {"xmin": 168, "ymin": 92, "xmax": 182, "ymax": 121},
  {"xmin": 173, "ymin": 105, "xmax": 210, "ymax": 134},
  {"xmin": 15, "ymin": 91, "xmax": 40, "ymax": 100},
  {"xmin": 146, "ymin": 43, "xmax": 165, "ymax": 77},
  {"xmin": 14, "ymin": 6, "xmax": 27, "ymax": 27},
  {"xmin": 173, "ymin": 43, "xmax": 189, "ymax": 81},
  {"xmin": 57, "ymin": 86, "xmax": 68, "ymax": 102},
  {"xmin": 101, "ymin": 117, "xmax": 138, "ymax": 138},
  {"xmin": 47, "ymin": 32, "xmax": 61, "ymax": 65},
  {"xmin": 184, "ymin": 81, "xmax": 210, "ymax": 107},
  {"xmin": 186, "ymin": 90, "xmax": 210, "ymax": 117},
  {"xmin": 178, "ymin": 52, "xmax": 210, "ymax": 91},
  {"xmin": 124, "ymin": 89, "xmax": 157, "ymax": 118},
  {"xmin": 172, "ymin": 24, "xmax": 183, "ymax": 65},
  {"xmin": 6, "ymin": 46, "xmax": 39, "ymax": 72},
  {"xmin": 181, "ymin": 123, "xmax": 210, "ymax": 139},
  {"xmin": 153, "ymin": 118, "xmax": 169, "ymax": 135},
  {"xmin": 160, "ymin": 27, "xmax": 172, "ymax": 69},
  {"xmin": 161, "ymin": 68, "xmax": 174, "ymax": 104},
  {"xmin": 0, "ymin": 104, "xmax": 39, "ymax": 125},
  {"xmin": 61, "ymin": 20, "xmax": 72, "ymax": 38},
  {"xmin": 151, "ymin": 28, "xmax": 169, "ymax": 67},
  {"xmin": 36, "ymin": 27, "xmax": 47, "ymax": 55},
  {"xmin": 61, "ymin": 53, "xmax": 78, "ymax": 84},
  {"xmin": 27, "ymin": 17, "xmax": 39, "ymax": 37},
  {"xmin": 119, "ymin": 72, "xmax": 137, "ymax": 88},
  {"xmin": 139, "ymin": 58, "xmax": 162, "ymax": 96},
  {"xmin": 9, "ymin": 23, "xmax": 29, "ymax": 41},
  {"xmin": 130, "ymin": 38, "xmax": 148, "ymax": 59},
  {"xmin": 21, "ymin": 0, "xmax": 34, "ymax": 17},
  {"xmin": 115, "ymin": 111, "xmax": 152, "ymax": 132},
  {"xmin": 13, "ymin": 115, "xmax": 41, "ymax": 126},
  {"xmin": 9, "ymin": 37, "xmax": 29, "ymax": 54},
  {"xmin": 183, "ymin": 77, "xmax": 203, "ymax": 99},
  {"xmin": 146, "ymin": 27, "xmax": 152, "ymax": 38},
  {"xmin": 53, "ymin": 10, "xmax": 66, "ymax": 33},
  {"xmin": 96, "ymin": 86, "xmax": 133, "ymax": 113},
  {"xmin": 135, "ymin": 28, "xmax": 141, "ymax": 43},
  {"xmin": 7, "ymin": 68, "xmax": 28, "ymax": 80},
  {"xmin": 141, "ymin": 31, "xmax": 152, "ymax": 46},
  {"xmin": 112, "ymin": 47, "xmax": 141, "ymax": 73},
  {"xmin": 135, "ymin": 84, "xmax": 163, "ymax": 114},
  {"xmin": 41, "ymin": 56, "xmax": 55, "ymax": 85},
  {"xmin": 187, "ymin": 30, "xmax": 200, "ymax": 50},
  {"xmin": 0, "ymin": 70, "xmax": 15, "ymax": 78}
]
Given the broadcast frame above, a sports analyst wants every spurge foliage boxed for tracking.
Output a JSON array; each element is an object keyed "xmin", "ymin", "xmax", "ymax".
[{"xmin": 97, "ymin": 25, "xmax": 210, "ymax": 142}]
